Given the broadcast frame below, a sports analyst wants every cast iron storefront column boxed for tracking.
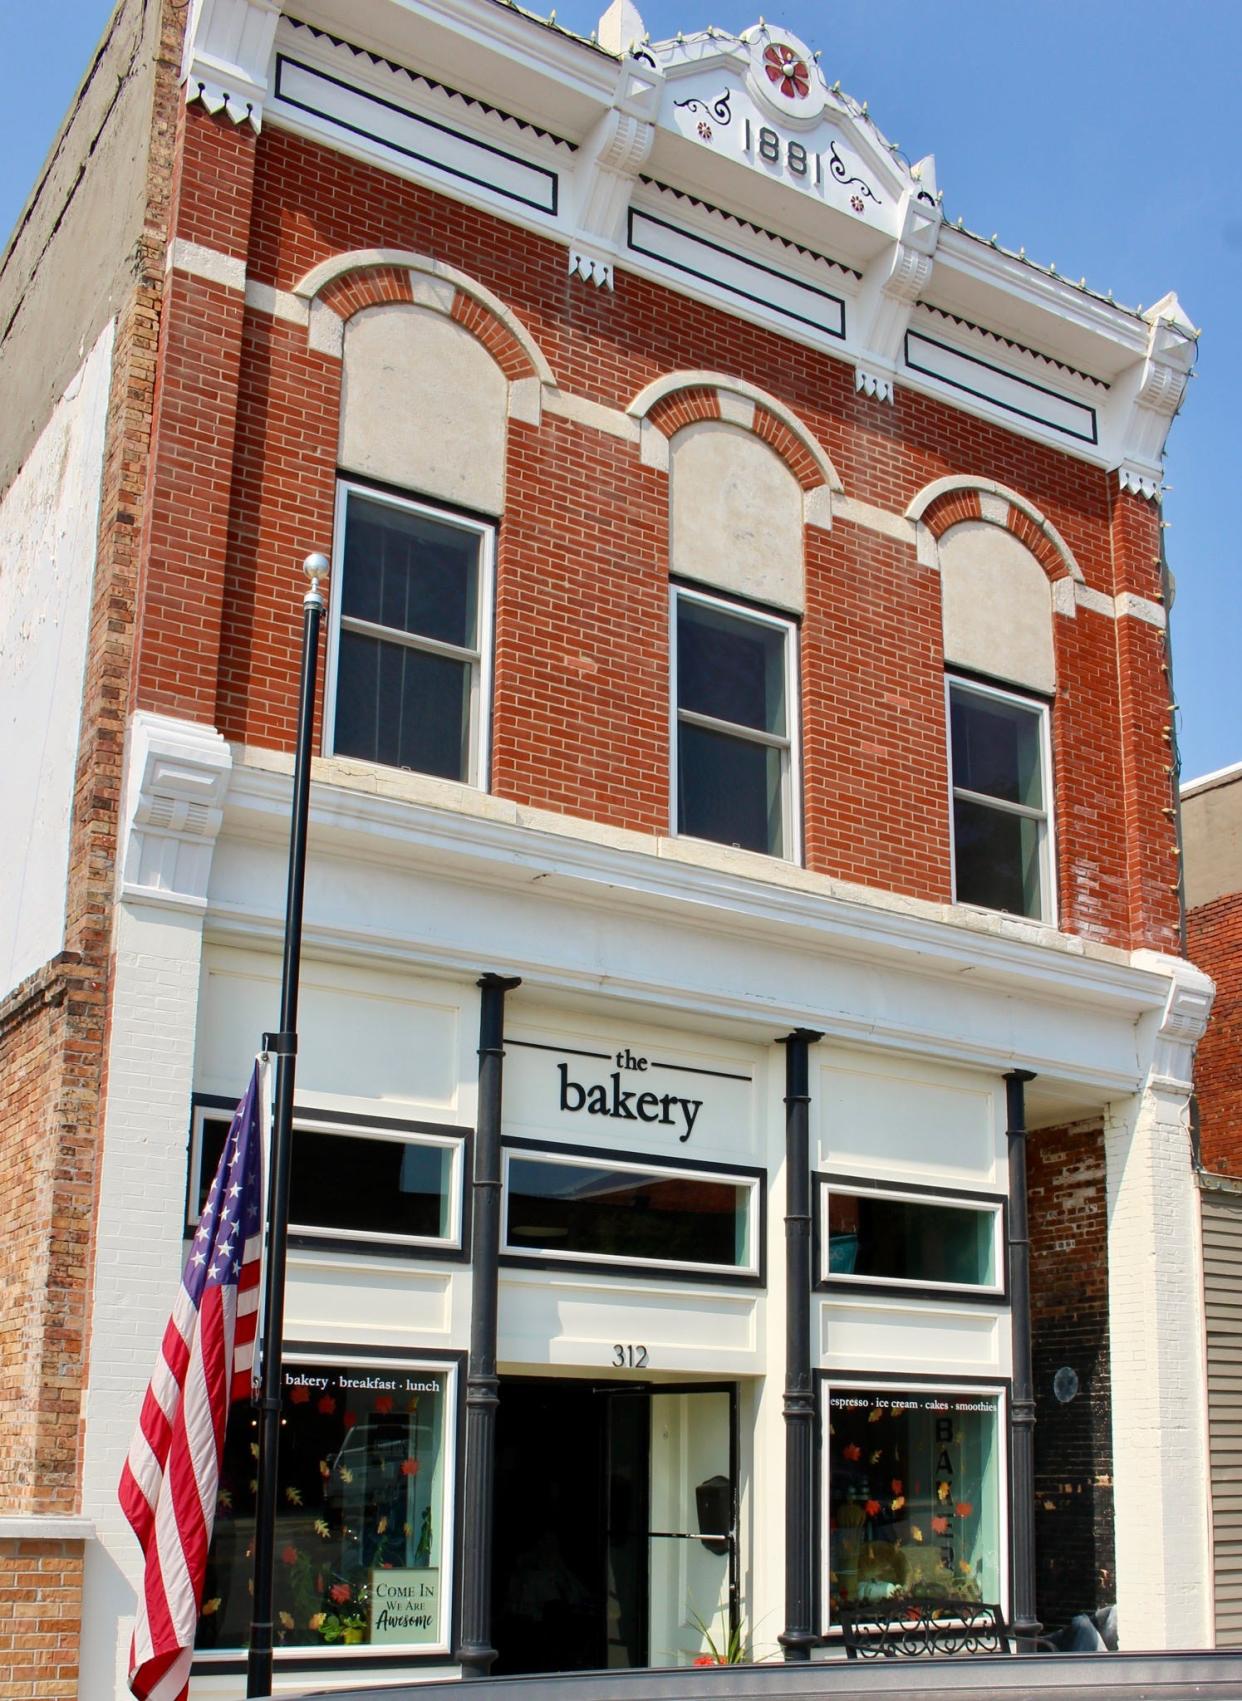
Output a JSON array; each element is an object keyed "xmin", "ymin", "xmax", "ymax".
[
  {"xmin": 458, "ymin": 972, "xmax": 520, "ymax": 1678},
  {"xmin": 1005, "ymin": 1068, "xmax": 1041, "ymax": 1649},
  {"xmin": 779, "ymin": 1028, "xmax": 823, "ymax": 1662}
]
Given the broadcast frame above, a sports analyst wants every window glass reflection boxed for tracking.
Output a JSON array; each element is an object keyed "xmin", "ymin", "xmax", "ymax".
[
  {"xmin": 196, "ymin": 1363, "xmax": 451, "ymax": 1652},
  {"xmin": 829, "ymin": 1389, "xmax": 1002, "ymax": 1620}
]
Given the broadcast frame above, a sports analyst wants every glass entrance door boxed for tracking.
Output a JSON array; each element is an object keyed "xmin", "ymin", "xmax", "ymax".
[{"xmin": 604, "ymin": 1386, "xmax": 738, "ymax": 1668}]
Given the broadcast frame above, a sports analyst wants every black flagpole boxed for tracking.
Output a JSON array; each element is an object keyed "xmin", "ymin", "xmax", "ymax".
[{"xmin": 247, "ymin": 552, "xmax": 328, "ymax": 1699}]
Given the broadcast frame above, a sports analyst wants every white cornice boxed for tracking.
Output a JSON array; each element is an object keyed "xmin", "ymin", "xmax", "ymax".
[
  {"xmin": 248, "ymin": 0, "xmax": 1198, "ymax": 477},
  {"xmin": 212, "ymin": 755, "xmax": 1167, "ymax": 1019}
]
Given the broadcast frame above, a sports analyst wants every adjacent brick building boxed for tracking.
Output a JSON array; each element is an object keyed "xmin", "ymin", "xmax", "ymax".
[{"xmin": 0, "ymin": 0, "xmax": 1217, "ymax": 1692}]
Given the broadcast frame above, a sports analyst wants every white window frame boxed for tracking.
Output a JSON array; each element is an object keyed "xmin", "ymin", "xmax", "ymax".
[
  {"xmin": 189, "ymin": 1104, "xmax": 465, "ymax": 1252},
  {"xmin": 325, "ymin": 479, "xmax": 495, "ymax": 789},
  {"xmin": 670, "ymin": 584, "xmax": 802, "ymax": 862},
  {"xmin": 946, "ymin": 675, "xmax": 1055, "ymax": 924},
  {"xmin": 192, "ymin": 1348, "xmax": 459, "ymax": 1666},
  {"xmin": 820, "ymin": 1179, "xmax": 1005, "ymax": 1298},
  {"xmin": 500, "ymin": 1144, "xmax": 762, "ymax": 1279},
  {"xmin": 821, "ymin": 1376, "xmax": 1011, "ymax": 1635}
]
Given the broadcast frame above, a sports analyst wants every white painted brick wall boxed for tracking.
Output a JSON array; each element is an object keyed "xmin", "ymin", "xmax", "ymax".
[
  {"xmin": 78, "ymin": 902, "xmax": 211, "ymax": 1700},
  {"xmin": 1105, "ymin": 1080, "xmax": 1212, "ymax": 1647}
]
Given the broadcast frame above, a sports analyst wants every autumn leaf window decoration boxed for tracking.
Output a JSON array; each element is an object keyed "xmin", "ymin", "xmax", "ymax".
[
  {"xmin": 829, "ymin": 1394, "xmax": 999, "ymax": 1617},
  {"xmin": 196, "ymin": 1369, "xmax": 445, "ymax": 1653}
]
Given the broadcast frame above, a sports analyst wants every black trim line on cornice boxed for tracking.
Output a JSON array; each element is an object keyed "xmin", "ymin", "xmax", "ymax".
[
  {"xmin": 284, "ymin": 15, "xmax": 579, "ymax": 151},
  {"xmin": 913, "ymin": 300, "xmax": 1110, "ymax": 390},
  {"xmin": 638, "ymin": 176, "xmax": 862, "ymax": 281}
]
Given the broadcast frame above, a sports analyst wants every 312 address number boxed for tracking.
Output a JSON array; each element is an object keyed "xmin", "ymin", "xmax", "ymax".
[{"xmin": 613, "ymin": 1344, "xmax": 649, "ymax": 1369}]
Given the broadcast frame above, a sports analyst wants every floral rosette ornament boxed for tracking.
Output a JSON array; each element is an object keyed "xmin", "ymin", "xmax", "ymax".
[
  {"xmin": 746, "ymin": 28, "xmax": 824, "ymax": 123},
  {"xmin": 763, "ymin": 41, "xmax": 810, "ymax": 101}
]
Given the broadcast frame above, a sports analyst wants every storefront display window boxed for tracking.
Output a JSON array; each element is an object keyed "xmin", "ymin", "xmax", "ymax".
[
  {"xmin": 826, "ymin": 1386, "xmax": 1004, "ymax": 1625},
  {"xmin": 192, "ymin": 1104, "xmax": 463, "ymax": 1251},
  {"xmin": 822, "ymin": 1182, "xmax": 1002, "ymax": 1294},
  {"xmin": 195, "ymin": 1357, "xmax": 455, "ymax": 1658},
  {"xmin": 501, "ymin": 1144, "xmax": 759, "ymax": 1277}
]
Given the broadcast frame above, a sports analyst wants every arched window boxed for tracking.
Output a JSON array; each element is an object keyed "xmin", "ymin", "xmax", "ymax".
[
  {"xmin": 327, "ymin": 303, "xmax": 508, "ymax": 788},
  {"xmin": 938, "ymin": 522, "xmax": 1056, "ymax": 922}
]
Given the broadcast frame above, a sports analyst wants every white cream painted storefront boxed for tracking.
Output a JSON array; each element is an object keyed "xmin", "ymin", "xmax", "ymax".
[{"xmin": 74, "ymin": 723, "xmax": 1212, "ymax": 1693}]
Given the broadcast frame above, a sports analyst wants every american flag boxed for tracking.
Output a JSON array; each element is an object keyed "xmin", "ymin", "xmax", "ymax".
[{"xmin": 119, "ymin": 1065, "xmax": 265, "ymax": 1701}]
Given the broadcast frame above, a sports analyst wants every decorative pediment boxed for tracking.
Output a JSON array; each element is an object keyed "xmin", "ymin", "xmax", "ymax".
[{"xmin": 642, "ymin": 24, "xmax": 919, "ymax": 252}]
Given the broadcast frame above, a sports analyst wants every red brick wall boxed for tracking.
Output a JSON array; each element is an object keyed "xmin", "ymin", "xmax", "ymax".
[
  {"xmin": 1189, "ymin": 893, "xmax": 1242, "ymax": 1174},
  {"xmin": 495, "ymin": 414, "xmax": 670, "ymax": 832},
  {"xmin": 0, "ymin": 1538, "xmax": 84, "ymax": 1700},
  {"xmin": 127, "ymin": 117, "xmax": 1181, "ymax": 951},
  {"xmin": 1028, "ymin": 1120, "xmax": 1116, "ymax": 1627},
  {"xmin": 802, "ymin": 520, "xmax": 950, "ymax": 899}
]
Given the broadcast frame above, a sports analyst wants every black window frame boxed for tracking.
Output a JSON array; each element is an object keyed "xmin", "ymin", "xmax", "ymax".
[
  {"xmin": 187, "ymin": 1094, "xmax": 471, "ymax": 1263},
  {"xmin": 189, "ymin": 1342, "xmax": 467, "ymax": 1678},
  {"xmin": 813, "ymin": 1172, "xmax": 1008, "ymax": 1304},
  {"xmin": 814, "ymin": 1370, "xmax": 1012, "ymax": 1640},
  {"xmin": 498, "ymin": 1134, "xmax": 767, "ymax": 1287}
]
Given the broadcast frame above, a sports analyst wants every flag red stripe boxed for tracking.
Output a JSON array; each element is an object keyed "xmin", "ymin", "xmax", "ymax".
[{"xmin": 120, "ymin": 1066, "xmax": 264, "ymax": 1701}]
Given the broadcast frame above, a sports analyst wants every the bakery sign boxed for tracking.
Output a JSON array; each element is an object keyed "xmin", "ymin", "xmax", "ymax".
[{"xmin": 507, "ymin": 1039, "xmax": 751, "ymax": 1145}]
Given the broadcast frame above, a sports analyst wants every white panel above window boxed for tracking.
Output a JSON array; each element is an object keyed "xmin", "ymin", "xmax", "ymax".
[
  {"xmin": 340, "ymin": 306, "xmax": 507, "ymax": 515},
  {"xmin": 671, "ymin": 420, "xmax": 804, "ymax": 612},
  {"xmin": 939, "ymin": 522, "xmax": 1055, "ymax": 695}
]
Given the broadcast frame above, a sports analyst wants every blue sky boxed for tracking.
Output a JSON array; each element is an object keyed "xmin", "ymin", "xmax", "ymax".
[{"xmin": 3, "ymin": 0, "xmax": 1237, "ymax": 783}]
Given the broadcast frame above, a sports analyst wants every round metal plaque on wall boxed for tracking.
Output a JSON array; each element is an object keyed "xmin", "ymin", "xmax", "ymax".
[{"xmin": 1053, "ymin": 1366, "xmax": 1079, "ymax": 1404}]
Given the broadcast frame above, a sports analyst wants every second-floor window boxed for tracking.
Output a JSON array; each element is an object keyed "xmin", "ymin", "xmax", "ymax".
[
  {"xmin": 327, "ymin": 481, "xmax": 493, "ymax": 785},
  {"xmin": 948, "ymin": 677, "xmax": 1052, "ymax": 921},
  {"xmin": 672, "ymin": 586, "xmax": 798, "ymax": 859}
]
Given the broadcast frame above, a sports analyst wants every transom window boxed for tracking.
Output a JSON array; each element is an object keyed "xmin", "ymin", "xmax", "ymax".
[
  {"xmin": 948, "ymin": 678, "xmax": 1052, "ymax": 921},
  {"xmin": 672, "ymin": 587, "xmax": 798, "ymax": 860},
  {"xmin": 327, "ymin": 482, "xmax": 493, "ymax": 785},
  {"xmin": 190, "ymin": 1102, "xmax": 465, "ymax": 1254},
  {"xmin": 501, "ymin": 1142, "xmax": 762, "ymax": 1280},
  {"xmin": 820, "ymin": 1179, "xmax": 1003, "ymax": 1295}
]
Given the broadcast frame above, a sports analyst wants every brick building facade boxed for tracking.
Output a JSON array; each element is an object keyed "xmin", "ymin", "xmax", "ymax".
[{"xmin": 0, "ymin": 0, "xmax": 1216, "ymax": 1692}]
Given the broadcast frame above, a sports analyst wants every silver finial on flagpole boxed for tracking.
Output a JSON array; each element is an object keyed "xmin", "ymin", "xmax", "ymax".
[{"xmin": 302, "ymin": 551, "xmax": 329, "ymax": 608}]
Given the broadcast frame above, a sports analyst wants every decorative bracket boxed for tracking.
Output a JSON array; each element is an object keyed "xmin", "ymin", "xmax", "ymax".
[
  {"xmin": 182, "ymin": 0, "xmax": 282, "ymax": 130},
  {"xmin": 1132, "ymin": 950, "xmax": 1215, "ymax": 1094},
  {"xmin": 565, "ymin": 56, "xmax": 662, "ymax": 289},
  {"xmin": 1117, "ymin": 464, "xmax": 1163, "ymax": 502},
  {"xmin": 851, "ymin": 155, "xmax": 940, "ymax": 404},
  {"xmin": 569, "ymin": 249, "xmax": 615, "ymax": 289},
  {"xmin": 855, "ymin": 370, "xmax": 893, "ymax": 404},
  {"xmin": 1112, "ymin": 292, "xmax": 1198, "ymax": 500},
  {"xmin": 120, "ymin": 712, "xmax": 233, "ymax": 909}
]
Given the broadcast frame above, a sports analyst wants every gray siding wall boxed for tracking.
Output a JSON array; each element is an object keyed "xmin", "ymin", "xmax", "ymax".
[{"xmin": 1204, "ymin": 1181, "xmax": 1242, "ymax": 1644}]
